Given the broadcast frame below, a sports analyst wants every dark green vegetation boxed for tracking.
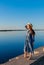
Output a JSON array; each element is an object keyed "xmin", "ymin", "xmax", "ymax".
[{"xmin": 0, "ymin": 29, "xmax": 44, "ymax": 32}]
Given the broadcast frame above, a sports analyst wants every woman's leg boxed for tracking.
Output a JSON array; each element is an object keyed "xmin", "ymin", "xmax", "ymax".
[
  {"xmin": 24, "ymin": 51, "xmax": 28, "ymax": 58},
  {"xmin": 30, "ymin": 52, "xmax": 32, "ymax": 57},
  {"xmin": 24, "ymin": 45, "xmax": 28, "ymax": 58},
  {"xmin": 29, "ymin": 42, "xmax": 34, "ymax": 59},
  {"xmin": 31, "ymin": 42, "xmax": 34, "ymax": 56},
  {"xmin": 24, "ymin": 40, "xmax": 28, "ymax": 58},
  {"xmin": 27, "ymin": 42, "xmax": 33, "ymax": 60}
]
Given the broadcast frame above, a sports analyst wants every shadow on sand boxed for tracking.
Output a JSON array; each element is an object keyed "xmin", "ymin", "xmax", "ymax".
[{"xmin": 30, "ymin": 56, "xmax": 44, "ymax": 65}]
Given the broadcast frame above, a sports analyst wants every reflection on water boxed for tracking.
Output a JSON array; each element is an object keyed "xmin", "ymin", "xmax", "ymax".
[{"xmin": 0, "ymin": 31, "xmax": 44, "ymax": 63}]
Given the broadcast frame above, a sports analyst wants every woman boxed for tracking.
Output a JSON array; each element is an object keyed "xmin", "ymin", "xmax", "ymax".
[{"xmin": 24, "ymin": 23, "xmax": 35, "ymax": 59}]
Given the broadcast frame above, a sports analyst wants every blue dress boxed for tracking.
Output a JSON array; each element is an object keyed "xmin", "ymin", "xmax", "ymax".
[{"xmin": 24, "ymin": 30, "xmax": 35, "ymax": 53}]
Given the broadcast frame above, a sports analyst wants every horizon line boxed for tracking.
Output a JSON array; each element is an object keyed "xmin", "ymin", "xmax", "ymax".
[{"xmin": 0, "ymin": 29, "xmax": 44, "ymax": 32}]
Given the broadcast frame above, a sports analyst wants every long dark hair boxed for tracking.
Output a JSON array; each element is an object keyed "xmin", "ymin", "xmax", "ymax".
[
  {"xmin": 31, "ymin": 29, "xmax": 35, "ymax": 35},
  {"xmin": 25, "ymin": 25, "xmax": 27, "ymax": 29},
  {"xmin": 25, "ymin": 25, "xmax": 35, "ymax": 35}
]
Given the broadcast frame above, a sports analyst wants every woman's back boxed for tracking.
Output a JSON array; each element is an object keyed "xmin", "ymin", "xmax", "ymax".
[{"xmin": 26, "ymin": 29, "xmax": 35, "ymax": 44}]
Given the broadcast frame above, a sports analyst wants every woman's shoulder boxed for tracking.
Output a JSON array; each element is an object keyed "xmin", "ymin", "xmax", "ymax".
[{"xmin": 26, "ymin": 30, "xmax": 30, "ymax": 35}]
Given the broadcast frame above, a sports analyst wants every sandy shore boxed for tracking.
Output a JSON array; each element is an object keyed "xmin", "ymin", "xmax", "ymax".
[{"xmin": 0, "ymin": 46, "xmax": 44, "ymax": 65}]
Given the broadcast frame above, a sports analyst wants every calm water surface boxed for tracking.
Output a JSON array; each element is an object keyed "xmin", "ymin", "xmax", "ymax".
[{"xmin": 0, "ymin": 31, "xmax": 44, "ymax": 63}]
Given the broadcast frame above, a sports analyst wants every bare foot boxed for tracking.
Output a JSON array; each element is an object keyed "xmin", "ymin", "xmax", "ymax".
[{"xmin": 27, "ymin": 57, "xmax": 31, "ymax": 60}]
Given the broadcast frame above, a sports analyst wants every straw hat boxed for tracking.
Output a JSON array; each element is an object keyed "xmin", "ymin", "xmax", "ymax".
[{"xmin": 25, "ymin": 23, "xmax": 33, "ymax": 28}]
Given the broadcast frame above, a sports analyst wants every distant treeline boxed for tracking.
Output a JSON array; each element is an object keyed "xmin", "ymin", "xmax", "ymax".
[
  {"xmin": 0, "ymin": 29, "xmax": 44, "ymax": 32},
  {"xmin": 0, "ymin": 30, "xmax": 26, "ymax": 32}
]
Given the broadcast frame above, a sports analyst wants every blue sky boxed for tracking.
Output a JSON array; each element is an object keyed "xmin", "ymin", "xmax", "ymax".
[{"xmin": 0, "ymin": 0, "xmax": 44, "ymax": 29}]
